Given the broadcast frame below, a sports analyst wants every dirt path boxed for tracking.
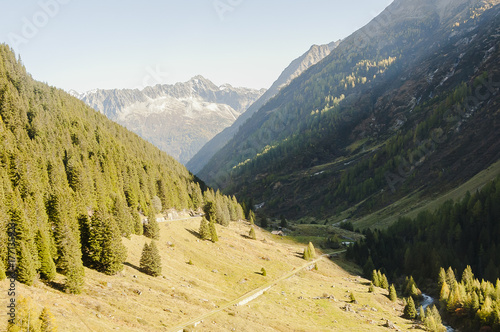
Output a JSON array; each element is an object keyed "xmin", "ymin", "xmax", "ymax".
[{"xmin": 167, "ymin": 250, "xmax": 345, "ymax": 332}]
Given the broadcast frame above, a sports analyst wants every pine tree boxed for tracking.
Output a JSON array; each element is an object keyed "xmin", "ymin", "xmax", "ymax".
[
  {"xmin": 199, "ymin": 217, "xmax": 210, "ymax": 240},
  {"xmin": 40, "ymin": 307, "xmax": 58, "ymax": 332},
  {"xmin": 307, "ymin": 242, "xmax": 316, "ymax": 259},
  {"xmin": 350, "ymin": 292, "xmax": 357, "ymax": 303},
  {"xmin": 439, "ymin": 282, "xmax": 450, "ymax": 302},
  {"xmin": 98, "ymin": 216, "xmax": 127, "ymax": 275},
  {"xmin": 248, "ymin": 210, "xmax": 255, "ymax": 224},
  {"xmin": 203, "ymin": 201, "xmax": 217, "ymax": 223},
  {"xmin": 35, "ymin": 230, "xmax": 56, "ymax": 281},
  {"xmin": 438, "ymin": 267, "xmax": 446, "ymax": 288},
  {"xmin": 381, "ymin": 274, "xmax": 389, "ymax": 290},
  {"xmin": 404, "ymin": 296, "xmax": 417, "ymax": 319},
  {"xmin": 249, "ymin": 227, "xmax": 256, "ymax": 240},
  {"xmin": 389, "ymin": 284, "xmax": 397, "ymax": 302},
  {"xmin": 132, "ymin": 210, "xmax": 143, "ymax": 236},
  {"xmin": 372, "ymin": 270, "xmax": 381, "ymax": 287},
  {"xmin": 140, "ymin": 241, "xmax": 162, "ymax": 277},
  {"xmin": 65, "ymin": 264, "xmax": 85, "ymax": 294},
  {"xmin": 445, "ymin": 267, "xmax": 456, "ymax": 288},
  {"xmin": 261, "ymin": 267, "xmax": 267, "ymax": 276},
  {"xmin": 144, "ymin": 213, "xmax": 160, "ymax": 240},
  {"xmin": 209, "ymin": 222, "xmax": 218, "ymax": 242},
  {"xmin": 419, "ymin": 306, "xmax": 425, "ymax": 321},
  {"xmin": 16, "ymin": 242, "xmax": 36, "ymax": 286}
]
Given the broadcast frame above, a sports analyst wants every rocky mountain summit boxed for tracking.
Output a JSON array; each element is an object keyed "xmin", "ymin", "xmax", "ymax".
[{"xmin": 71, "ymin": 76, "xmax": 265, "ymax": 164}]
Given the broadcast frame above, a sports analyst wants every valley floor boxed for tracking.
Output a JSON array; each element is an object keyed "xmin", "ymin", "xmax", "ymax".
[{"xmin": 2, "ymin": 219, "xmax": 415, "ymax": 331}]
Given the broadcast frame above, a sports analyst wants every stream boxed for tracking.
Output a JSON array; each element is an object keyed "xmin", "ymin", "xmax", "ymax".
[{"xmin": 421, "ymin": 294, "xmax": 455, "ymax": 332}]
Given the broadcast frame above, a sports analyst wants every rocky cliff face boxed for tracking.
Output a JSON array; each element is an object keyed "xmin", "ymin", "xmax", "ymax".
[
  {"xmin": 186, "ymin": 41, "xmax": 340, "ymax": 174},
  {"xmin": 71, "ymin": 76, "xmax": 265, "ymax": 164}
]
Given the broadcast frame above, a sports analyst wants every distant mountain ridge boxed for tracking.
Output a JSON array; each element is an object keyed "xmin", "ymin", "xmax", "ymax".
[
  {"xmin": 187, "ymin": 40, "xmax": 341, "ymax": 174},
  {"xmin": 72, "ymin": 76, "xmax": 265, "ymax": 164}
]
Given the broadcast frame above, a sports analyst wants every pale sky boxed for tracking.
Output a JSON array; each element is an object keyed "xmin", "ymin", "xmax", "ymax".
[{"xmin": 0, "ymin": 0, "xmax": 393, "ymax": 92}]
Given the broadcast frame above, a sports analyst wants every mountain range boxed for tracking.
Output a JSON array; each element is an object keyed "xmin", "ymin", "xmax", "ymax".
[
  {"xmin": 71, "ymin": 77, "xmax": 265, "ymax": 164},
  {"xmin": 187, "ymin": 40, "xmax": 341, "ymax": 174}
]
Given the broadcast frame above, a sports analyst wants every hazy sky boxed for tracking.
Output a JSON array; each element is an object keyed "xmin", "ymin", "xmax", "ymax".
[{"xmin": 0, "ymin": 0, "xmax": 393, "ymax": 92}]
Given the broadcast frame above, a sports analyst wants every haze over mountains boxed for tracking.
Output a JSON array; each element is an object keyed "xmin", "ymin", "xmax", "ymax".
[
  {"xmin": 71, "ymin": 76, "xmax": 265, "ymax": 164},
  {"xmin": 187, "ymin": 40, "xmax": 341, "ymax": 174}
]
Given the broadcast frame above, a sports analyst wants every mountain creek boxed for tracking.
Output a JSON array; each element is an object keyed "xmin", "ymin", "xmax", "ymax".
[{"xmin": 421, "ymin": 294, "xmax": 455, "ymax": 332}]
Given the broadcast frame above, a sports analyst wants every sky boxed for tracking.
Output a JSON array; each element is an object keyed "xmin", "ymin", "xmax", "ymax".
[{"xmin": 0, "ymin": 0, "xmax": 393, "ymax": 93}]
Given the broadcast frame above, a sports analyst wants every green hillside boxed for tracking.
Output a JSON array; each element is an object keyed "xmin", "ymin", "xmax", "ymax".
[
  {"xmin": 198, "ymin": 0, "xmax": 500, "ymax": 224},
  {"xmin": 0, "ymin": 44, "xmax": 244, "ymax": 294}
]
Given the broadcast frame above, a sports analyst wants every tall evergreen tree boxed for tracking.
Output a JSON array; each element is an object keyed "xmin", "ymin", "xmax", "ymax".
[
  {"xmin": 143, "ymin": 212, "xmax": 160, "ymax": 240},
  {"xmin": 249, "ymin": 226, "xmax": 256, "ymax": 240},
  {"xmin": 35, "ymin": 230, "xmax": 56, "ymax": 281},
  {"xmin": 16, "ymin": 242, "xmax": 36, "ymax": 286},
  {"xmin": 389, "ymin": 284, "xmax": 397, "ymax": 302},
  {"xmin": 404, "ymin": 296, "xmax": 417, "ymax": 319},
  {"xmin": 140, "ymin": 241, "xmax": 162, "ymax": 277},
  {"xmin": 209, "ymin": 222, "xmax": 218, "ymax": 243},
  {"xmin": 199, "ymin": 217, "xmax": 210, "ymax": 240},
  {"xmin": 82, "ymin": 211, "xmax": 126, "ymax": 275},
  {"xmin": 203, "ymin": 201, "xmax": 217, "ymax": 223}
]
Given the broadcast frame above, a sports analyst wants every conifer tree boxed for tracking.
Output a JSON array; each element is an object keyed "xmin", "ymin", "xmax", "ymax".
[
  {"xmin": 209, "ymin": 221, "xmax": 218, "ymax": 242},
  {"xmin": 98, "ymin": 216, "xmax": 127, "ymax": 275},
  {"xmin": 438, "ymin": 267, "xmax": 446, "ymax": 289},
  {"xmin": 40, "ymin": 307, "xmax": 58, "ymax": 332},
  {"xmin": 249, "ymin": 226, "xmax": 256, "ymax": 240},
  {"xmin": 248, "ymin": 210, "xmax": 255, "ymax": 224},
  {"xmin": 439, "ymin": 282, "xmax": 449, "ymax": 302},
  {"xmin": 372, "ymin": 269, "xmax": 381, "ymax": 287},
  {"xmin": 389, "ymin": 284, "xmax": 397, "ymax": 302},
  {"xmin": 35, "ymin": 230, "xmax": 56, "ymax": 281},
  {"xmin": 199, "ymin": 217, "xmax": 210, "ymax": 240},
  {"xmin": 132, "ymin": 209, "xmax": 143, "ymax": 236},
  {"xmin": 144, "ymin": 212, "xmax": 160, "ymax": 240},
  {"xmin": 368, "ymin": 282, "xmax": 374, "ymax": 293},
  {"xmin": 16, "ymin": 241, "xmax": 36, "ymax": 286},
  {"xmin": 261, "ymin": 267, "xmax": 267, "ymax": 276},
  {"xmin": 381, "ymin": 274, "xmax": 389, "ymax": 290},
  {"xmin": 140, "ymin": 241, "xmax": 162, "ymax": 277},
  {"xmin": 307, "ymin": 242, "xmax": 316, "ymax": 259},
  {"xmin": 203, "ymin": 201, "xmax": 217, "ymax": 223},
  {"xmin": 404, "ymin": 296, "xmax": 417, "ymax": 319},
  {"xmin": 419, "ymin": 306, "xmax": 425, "ymax": 321}
]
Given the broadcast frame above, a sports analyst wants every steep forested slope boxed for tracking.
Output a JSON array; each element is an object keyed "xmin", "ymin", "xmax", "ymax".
[
  {"xmin": 199, "ymin": 0, "xmax": 500, "ymax": 221},
  {"xmin": 0, "ymin": 44, "xmax": 243, "ymax": 293}
]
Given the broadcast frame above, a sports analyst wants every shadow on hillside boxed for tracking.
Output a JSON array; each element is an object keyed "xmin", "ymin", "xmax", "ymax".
[
  {"xmin": 240, "ymin": 234, "xmax": 253, "ymax": 240},
  {"xmin": 46, "ymin": 280, "xmax": 65, "ymax": 293},
  {"xmin": 185, "ymin": 228, "xmax": 201, "ymax": 239},
  {"xmin": 124, "ymin": 262, "xmax": 141, "ymax": 273},
  {"xmin": 294, "ymin": 251, "xmax": 304, "ymax": 258}
]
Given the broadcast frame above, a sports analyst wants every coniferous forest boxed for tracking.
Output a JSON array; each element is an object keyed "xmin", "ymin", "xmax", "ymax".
[
  {"xmin": 347, "ymin": 175, "xmax": 500, "ymax": 330},
  {"xmin": 0, "ymin": 44, "xmax": 245, "ymax": 293}
]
